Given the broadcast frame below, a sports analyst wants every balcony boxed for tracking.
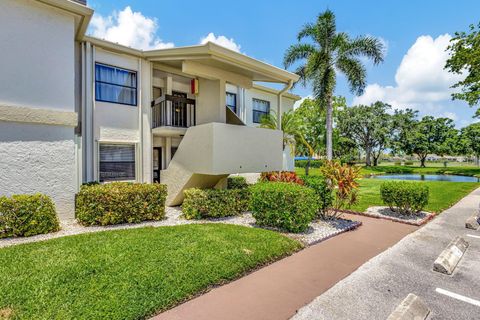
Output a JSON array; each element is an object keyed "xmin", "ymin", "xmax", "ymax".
[{"xmin": 151, "ymin": 94, "xmax": 196, "ymax": 129}]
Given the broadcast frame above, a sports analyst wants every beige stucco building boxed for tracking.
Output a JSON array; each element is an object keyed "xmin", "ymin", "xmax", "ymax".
[{"xmin": 0, "ymin": 0, "xmax": 300, "ymax": 219}]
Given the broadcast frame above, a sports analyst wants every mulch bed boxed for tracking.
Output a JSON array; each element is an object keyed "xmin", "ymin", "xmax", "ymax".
[{"xmin": 339, "ymin": 207, "xmax": 435, "ymax": 226}]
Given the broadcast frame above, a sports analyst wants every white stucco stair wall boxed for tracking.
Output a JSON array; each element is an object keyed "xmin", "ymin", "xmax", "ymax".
[{"xmin": 161, "ymin": 122, "xmax": 283, "ymax": 206}]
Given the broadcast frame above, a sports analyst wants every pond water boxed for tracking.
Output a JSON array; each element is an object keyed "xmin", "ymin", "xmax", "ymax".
[{"xmin": 369, "ymin": 174, "xmax": 480, "ymax": 183}]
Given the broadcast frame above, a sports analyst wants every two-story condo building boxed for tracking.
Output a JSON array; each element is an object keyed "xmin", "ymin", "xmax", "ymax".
[{"xmin": 0, "ymin": 0, "xmax": 300, "ymax": 220}]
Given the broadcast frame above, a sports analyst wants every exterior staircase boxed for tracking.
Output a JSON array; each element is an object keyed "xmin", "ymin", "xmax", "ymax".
[{"xmin": 160, "ymin": 122, "xmax": 283, "ymax": 206}]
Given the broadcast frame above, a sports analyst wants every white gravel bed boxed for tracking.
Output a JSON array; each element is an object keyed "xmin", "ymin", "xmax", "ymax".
[
  {"xmin": 364, "ymin": 206, "xmax": 432, "ymax": 224},
  {"xmin": 0, "ymin": 206, "xmax": 360, "ymax": 248},
  {"xmin": 285, "ymin": 218, "xmax": 361, "ymax": 245}
]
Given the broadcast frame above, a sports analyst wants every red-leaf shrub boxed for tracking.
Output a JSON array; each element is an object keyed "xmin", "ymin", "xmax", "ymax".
[{"xmin": 260, "ymin": 171, "xmax": 304, "ymax": 185}]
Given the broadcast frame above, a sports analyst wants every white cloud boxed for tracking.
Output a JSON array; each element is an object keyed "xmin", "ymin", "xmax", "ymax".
[
  {"xmin": 353, "ymin": 34, "xmax": 464, "ymax": 113},
  {"xmin": 200, "ymin": 32, "xmax": 241, "ymax": 52},
  {"xmin": 293, "ymin": 95, "xmax": 313, "ymax": 110},
  {"xmin": 441, "ymin": 111, "xmax": 458, "ymax": 121},
  {"xmin": 88, "ymin": 6, "xmax": 174, "ymax": 50}
]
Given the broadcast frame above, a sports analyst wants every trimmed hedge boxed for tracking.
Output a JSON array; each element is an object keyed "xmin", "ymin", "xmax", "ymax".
[
  {"xmin": 250, "ymin": 182, "xmax": 318, "ymax": 233},
  {"xmin": 0, "ymin": 194, "xmax": 60, "ymax": 238},
  {"xmin": 76, "ymin": 182, "xmax": 167, "ymax": 226},
  {"xmin": 300, "ymin": 175, "xmax": 333, "ymax": 218},
  {"xmin": 182, "ymin": 188, "xmax": 250, "ymax": 219},
  {"xmin": 227, "ymin": 176, "xmax": 249, "ymax": 189},
  {"xmin": 295, "ymin": 159, "xmax": 325, "ymax": 168},
  {"xmin": 380, "ymin": 181, "xmax": 429, "ymax": 215}
]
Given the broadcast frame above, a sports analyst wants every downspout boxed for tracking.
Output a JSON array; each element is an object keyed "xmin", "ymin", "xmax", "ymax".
[
  {"xmin": 276, "ymin": 80, "xmax": 294, "ymax": 130},
  {"xmin": 138, "ymin": 58, "xmax": 143, "ymax": 182}
]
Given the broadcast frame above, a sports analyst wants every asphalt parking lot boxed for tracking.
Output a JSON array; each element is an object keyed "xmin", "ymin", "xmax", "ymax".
[{"xmin": 292, "ymin": 188, "xmax": 480, "ymax": 320}]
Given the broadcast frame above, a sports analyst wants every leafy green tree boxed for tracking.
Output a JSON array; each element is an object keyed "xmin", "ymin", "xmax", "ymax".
[
  {"xmin": 337, "ymin": 102, "xmax": 392, "ymax": 166},
  {"xmin": 294, "ymin": 98, "xmax": 326, "ymax": 158},
  {"xmin": 398, "ymin": 116, "xmax": 458, "ymax": 167},
  {"xmin": 390, "ymin": 109, "xmax": 418, "ymax": 155},
  {"xmin": 294, "ymin": 96, "xmax": 347, "ymax": 158},
  {"xmin": 259, "ymin": 110, "xmax": 312, "ymax": 156},
  {"xmin": 445, "ymin": 23, "xmax": 480, "ymax": 117},
  {"xmin": 283, "ymin": 9, "xmax": 385, "ymax": 160},
  {"xmin": 459, "ymin": 122, "xmax": 480, "ymax": 165}
]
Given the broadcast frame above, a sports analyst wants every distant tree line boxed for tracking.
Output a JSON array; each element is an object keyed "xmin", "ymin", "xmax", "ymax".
[{"xmin": 292, "ymin": 98, "xmax": 480, "ymax": 167}]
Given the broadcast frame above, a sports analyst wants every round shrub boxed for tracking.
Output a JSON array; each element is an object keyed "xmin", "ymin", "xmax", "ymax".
[
  {"xmin": 300, "ymin": 175, "xmax": 333, "ymax": 219},
  {"xmin": 250, "ymin": 182, "xmax": 318, "ymax": 233},
  {"xmin": 182, "ymin": 188, "xmax": 250, "ymax": 219},
  {"xmin": 75, "ymin": 182, "xmax": 167, "ymax": 226},
  {"xmin": 380, "ymin": 181, "xmax": 429, "ymax": 215},
  {"xmin": 0, "ymin": 194, "xmax": 60, "ymax": 238},
  {"xmin": 227, "ymin": 176, "xmax": 249, "ymax": 189}
]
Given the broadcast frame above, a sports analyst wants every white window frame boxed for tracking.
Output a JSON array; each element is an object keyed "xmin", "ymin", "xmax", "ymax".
[{"xmin": 97, "ymin": 141, "xmax": 139, "ymax": 183}]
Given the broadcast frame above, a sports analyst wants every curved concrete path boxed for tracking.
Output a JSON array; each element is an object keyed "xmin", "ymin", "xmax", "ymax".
[
  {"xmin": 292, "ymin": 187, "xmax": 480, "ymax": 320},
  {"xmin": 152, "ymin": 213, "xmax": 417, "ymax": 320}
]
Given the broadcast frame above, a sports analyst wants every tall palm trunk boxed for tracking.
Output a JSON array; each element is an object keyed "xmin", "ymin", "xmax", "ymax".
[{"xmin": 326, "ymin": 94, "xmax": 333, "ymax": 160}]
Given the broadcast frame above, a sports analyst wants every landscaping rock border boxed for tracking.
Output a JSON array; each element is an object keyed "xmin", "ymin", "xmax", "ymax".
[
  {"xmin": 0, "ymin": 207, "xmax": 362, "ymax": 248},
  {"xmin": 286, "ymin": 219, "xmax": 362, "ymax": 246},
  {"xmin": 339, "ymin": 207, "xmax": 435, "ymax": 226}
]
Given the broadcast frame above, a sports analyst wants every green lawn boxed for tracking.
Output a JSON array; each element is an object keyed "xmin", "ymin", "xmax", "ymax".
[
  {"xmin": 0, "ymin": 224, "xmax": 301, "ymax": 320},
  {"xmin": 351, "ymin": 179, "xmax": 479, "ymax": 213},
  {"xmin": 295, "ymin": 167, "xmax": 480, "ymax": 213},
  {"xmin": 295, "ymin": 165, "xmax": 480, "ymax": 177}
]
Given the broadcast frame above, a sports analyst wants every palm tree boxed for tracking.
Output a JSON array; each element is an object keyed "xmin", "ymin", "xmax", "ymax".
[
  {"xmin": 260, "ymin": 110, "xmax": 313, "ymax": 156},
  {"xmin": 284, "ymin": 9, "xmax": 385, "ymax": 160}
]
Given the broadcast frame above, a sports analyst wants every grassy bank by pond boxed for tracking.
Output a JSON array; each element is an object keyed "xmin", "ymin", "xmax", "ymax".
[
  {"xmin": 0, "ymin": 224, "xmax": 301, "ymax": 320},
  {"xmin": 295, "ymin": 165, "xmax": 480, "ymax": 177},
  {"xmin": 359, "ymin": 165, "xmax": 480, "ymax": 177},
  {"xmin": 295, "ymin": 167, "xmax": 480, "ymax": 214},
  {"xmin": 350, "ymin": 179, "xmax": 479, "ymax": 213}
]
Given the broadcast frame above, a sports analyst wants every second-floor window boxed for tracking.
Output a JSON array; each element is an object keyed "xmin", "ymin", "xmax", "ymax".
[
  {"xmin": 226, "ymin": 92, "xmax": 237, "ymax": 113},
  {"xmin": 252, "ymin": 98, "xmax": 270, "ymax": 123},
  {"xmin": 95, "ymin": 63, "xmax": 137, "ymax": 106}
]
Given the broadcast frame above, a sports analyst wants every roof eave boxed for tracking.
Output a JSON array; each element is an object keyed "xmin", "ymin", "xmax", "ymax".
[
  {"xmin": 82, "ymin": 38, "xmax": 300, "ymax": 84},
  {"xmin": 144, "ymin": 42, "xmax": 299, "ymax": 84},
  {"xmin": 36, "ymin": 0, "xmax": 93, "ymax": 40}
]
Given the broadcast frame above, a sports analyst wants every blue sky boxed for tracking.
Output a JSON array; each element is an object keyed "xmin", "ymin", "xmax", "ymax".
[{"xmin": 88, "ymin": 0, "xmax": 480, "ymax": 127}]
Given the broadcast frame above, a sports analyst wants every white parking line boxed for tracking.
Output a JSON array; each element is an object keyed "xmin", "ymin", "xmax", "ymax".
[
  {"xmin": 436, "ymin": 288, "xmax": 480, "ymax": 307},
  {"xmin": 466, "ymin": 234, "xmax": 480, "ymax": 239}
]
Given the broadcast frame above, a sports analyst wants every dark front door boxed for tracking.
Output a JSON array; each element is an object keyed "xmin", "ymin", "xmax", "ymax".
[
  {"xmin": 172, "ymin": 91, "xmax": 188, "ymax": 127},
  {"xmin": 153, "ymin": 147, "xmax": 162, "ymax": 183}
]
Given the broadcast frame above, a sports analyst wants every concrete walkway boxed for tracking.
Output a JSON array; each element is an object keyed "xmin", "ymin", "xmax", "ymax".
[
  {"xmin": 153, "ymin": 214, "xmax": 417, "ymax": 320},
  {"xmin": 292, "ymin": 187, "xmax": 480, "ymax": 320}
]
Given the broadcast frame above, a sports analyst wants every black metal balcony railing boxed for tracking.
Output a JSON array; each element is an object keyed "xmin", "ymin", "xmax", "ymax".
[{"xmin": 151, "ymin": 94, "xmax": 196, "ymax": 129}]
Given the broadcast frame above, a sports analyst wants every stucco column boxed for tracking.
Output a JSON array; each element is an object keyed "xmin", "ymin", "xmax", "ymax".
[
  {"xmin": 141, "ymin": 60, "xmax": 152, "ymax": 182},
  {"xmin": 165, "ymin": 136, "xmax": 172, "ymax": 168},
  {"xmin": 196, "ymin": 78, "xmax": 226, "ymax": 124}
]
